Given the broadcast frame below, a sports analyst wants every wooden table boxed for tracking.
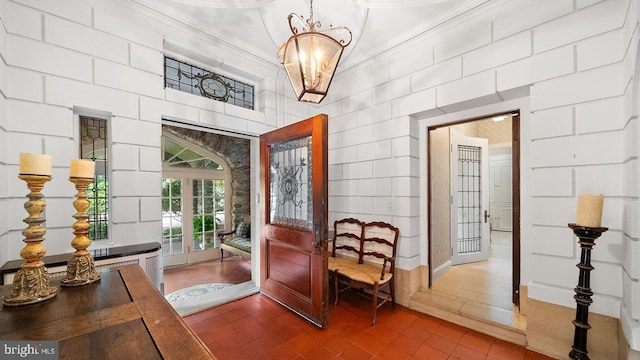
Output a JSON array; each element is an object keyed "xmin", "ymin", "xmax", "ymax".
[{"xmin": 0, "ymin": 265, "xmax": 215, "ymax": 359}]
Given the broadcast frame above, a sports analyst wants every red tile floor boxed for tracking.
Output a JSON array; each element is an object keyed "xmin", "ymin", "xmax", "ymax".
[{"xmin": 165, "ymin": 257, "xmax": 554, "ymax": 360}]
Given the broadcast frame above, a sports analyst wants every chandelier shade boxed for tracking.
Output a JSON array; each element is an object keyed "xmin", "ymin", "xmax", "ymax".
[{"xmin": 278, "ymin": 1, "xmax": 352, "ymax": 104}]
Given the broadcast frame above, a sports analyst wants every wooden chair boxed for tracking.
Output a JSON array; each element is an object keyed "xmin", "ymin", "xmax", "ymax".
[
  {"xmin": 330, "ymin": 220, "xmax": 400, "ymax": 325},
  {"xmin": 328, "ymin": 218, "xmax": 364, "ymax": 278}
]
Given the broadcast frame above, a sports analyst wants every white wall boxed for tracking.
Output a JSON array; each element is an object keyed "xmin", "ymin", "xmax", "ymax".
[
  {"xmin": 0, "ymin": 1, "xmax": 9, "ymax": 265},
  {"xmin": 318, "ymin": 0, "xmax": 640, "ymax": 345},
  {"xmin": 3, "ymin": 0, "xmax": 640, "ymax": 350},
  {"xmin": 0, "ymin": 0, "xmax": 281, "ymax": 266}
]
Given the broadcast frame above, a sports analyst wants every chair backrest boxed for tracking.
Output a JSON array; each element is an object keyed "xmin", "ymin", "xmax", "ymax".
[
  {"xmin": 332, "ymin": 218, "xmax": 364, "ymax": 260},
  {"xmin": 362, "ymin": 221, "xmax": 399, "ymax": 271}
]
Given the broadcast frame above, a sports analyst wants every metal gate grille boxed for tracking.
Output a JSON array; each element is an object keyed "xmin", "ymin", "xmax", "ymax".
[{"xmin": 456, "ymin": 145, "xmax": 482, "ymax": 254}]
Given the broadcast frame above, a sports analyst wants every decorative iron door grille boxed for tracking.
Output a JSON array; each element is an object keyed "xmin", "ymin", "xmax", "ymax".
[
  {"xmin": 456, "ymin": 145, "xmax": 482, "ymax": 254},
  {"xmin": 269, "ymin": 136, "xmax": 312, "ymax": 230}
]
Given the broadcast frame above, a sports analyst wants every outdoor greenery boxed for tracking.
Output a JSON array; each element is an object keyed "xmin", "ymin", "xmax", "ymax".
[
  {"xmin": 162, "ymin": 178, "xmax": 182, "ymax": 213},
  {"xmin": 163, "ymin": 178, "xmax": 226, "ymax": 245},
  {"xmin": 162, "ymin": 226, "xmax": 183, "ymax": 246},
  {"xmin": 87, "ymin": 175, "xmax": 108, "ymax": 240},
  {"xmin": 193, "ymin": 214, "xmax": 216, "ymax": 232}
]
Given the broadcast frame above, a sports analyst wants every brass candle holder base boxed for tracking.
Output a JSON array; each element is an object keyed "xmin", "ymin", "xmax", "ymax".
[
  {"xmin": 61, "ymin": 252, "xmax": 100, "ymax": 287},
  {"xmin": 61, "ymin": 176, "xmax": 100, "ymax": 287},
  {"xmin": 4, "ymin": 264, "xmax": 57, "ymax": 306},
  {"xmin": 4, "ymin": 174, "xmax": 57, "ymax": 306}
]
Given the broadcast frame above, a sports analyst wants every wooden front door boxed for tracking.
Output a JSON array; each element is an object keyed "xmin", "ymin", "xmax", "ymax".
[{"xmin": 260, "ymin": 114, "xmax": 328, "ymax": 328}]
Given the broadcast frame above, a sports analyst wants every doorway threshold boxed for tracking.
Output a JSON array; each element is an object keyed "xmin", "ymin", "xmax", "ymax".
[{"xmin": 409, "ymin": 288, "xmax": 527, "ymax": 346}]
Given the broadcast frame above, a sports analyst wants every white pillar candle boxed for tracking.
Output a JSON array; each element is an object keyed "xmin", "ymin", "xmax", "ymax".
[
  {"xmin": 576, "ymin": 194, "xmax": 604, "ymax": 227},
  {"xmin": 69, "ymin": 159, "xmax": 95, "ymax": 178},
  {"xmin": 19, "ymin": 153, "xmax": 52, "ymax": 176}
]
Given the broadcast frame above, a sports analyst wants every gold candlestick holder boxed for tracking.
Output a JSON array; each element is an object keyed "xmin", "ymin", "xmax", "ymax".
[
  {"xmin": 61, "ymin": 176, "xmax": 100, "ymax": 287},
  {"xmin": 4, "ymin": 175, "xmax": 57, "ymax": 306}
]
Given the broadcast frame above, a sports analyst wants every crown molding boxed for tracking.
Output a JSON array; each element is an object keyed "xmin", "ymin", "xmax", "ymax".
[
  {"xmin": 161, "ymin": 0, "xmax": 273, "ymax": 8},
  {"xmin": 164, "ymin": 0, "xmax": 461, "ymax": 9},
  {"xmin": 122, "ymin": 0, "xmax": 280, "ymax": 67},
  {"xmin": 339, "ymin": 0, "xmax": 538, "ymax": 71},
  {"xmin": 80, "ymin": 0, "xmax": 540, "ymax": 79},
  {"xmin": 358, "ymin": 0, "xmax": 459, "ymax": 8}
]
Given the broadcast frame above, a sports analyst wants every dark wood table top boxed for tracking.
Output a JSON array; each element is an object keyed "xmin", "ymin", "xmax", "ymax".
[{"xmin": 0, "ymin": 265, "xmax": 215, "ymax": 359}]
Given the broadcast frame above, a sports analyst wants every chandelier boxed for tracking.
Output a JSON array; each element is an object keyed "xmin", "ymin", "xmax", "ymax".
[{"xmin": 277, "ymin": 0, "xmax": 352, "ymax": 104}]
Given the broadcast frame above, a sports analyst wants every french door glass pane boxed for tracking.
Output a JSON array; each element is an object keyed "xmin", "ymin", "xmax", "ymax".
[
  {"xmin": 456, "ymin": 145, "xmax": 482, "ymax": 254},
  {"xmin": 162, "ymin": 178, "xmax": 184, "ymax": 256},
  {"xmin": 193, "ymin": 179, "xmax": 225, "ymax": 251}
]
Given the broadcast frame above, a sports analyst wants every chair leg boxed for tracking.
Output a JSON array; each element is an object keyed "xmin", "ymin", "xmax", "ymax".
[
  {"xmin": 333, "ymin": 271, "xmax": 340, "ymax": 306},
  {"xmin": 371, "ymin": 282, "xmax": 380, "ymax": 325},
  {"xmin": 390, "ymin": 277, "xmax": 396, "ymax": 308},
  {"xmin": 220, "ymin": 248, "xmax": 224, "ymax": 262}
]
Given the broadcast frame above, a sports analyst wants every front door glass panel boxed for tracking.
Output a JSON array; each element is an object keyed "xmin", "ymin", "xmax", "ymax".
[{"xmin": 269, "ymin": 136, "xmax": 312, "ymax": 230}]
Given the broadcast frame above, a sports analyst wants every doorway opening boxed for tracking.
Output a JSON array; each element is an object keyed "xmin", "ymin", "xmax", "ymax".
[
  {"xmin": 160, "ymin": 123, "xmax": 258, "ymax": 315},
  {"xmin": 161, "ymin": 133, "xmax": 231, "ymax": 266},
  {"xmin": 426, "ymin": 111, "xmax": 522, "ymax": 329}
]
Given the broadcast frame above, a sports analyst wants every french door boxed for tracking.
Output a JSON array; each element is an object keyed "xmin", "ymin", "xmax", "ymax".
[
  {"xmin": 162, "ymin": 169, "xmax": 228, "ymax": 266},
  {"xmin": 260, "ymin": 114, "xmax": 329, "ymax": 328},
  {"xmin": 450, "ymin": 130, "xmax": 490, "ymax": 265}
]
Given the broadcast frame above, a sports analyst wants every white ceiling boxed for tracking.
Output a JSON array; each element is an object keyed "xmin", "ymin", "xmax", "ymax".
[{"xmin": 145, "ymin": 0, "xmax": 487, "ymax": 69}]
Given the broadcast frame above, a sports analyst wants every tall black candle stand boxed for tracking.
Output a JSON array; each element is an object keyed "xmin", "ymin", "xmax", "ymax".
[{"xmin": 568, "ymin": 223, "xmax": 608, "ymax": 360}]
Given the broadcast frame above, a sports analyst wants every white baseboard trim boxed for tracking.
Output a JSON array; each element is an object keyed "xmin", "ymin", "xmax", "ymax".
[
  {"xmin": 621, "ymin": 305, "xmax": 640, "ymax": 352},
  {"xmin": 432, "ymin": 260, "xmax": 452, "ymax": 281}
]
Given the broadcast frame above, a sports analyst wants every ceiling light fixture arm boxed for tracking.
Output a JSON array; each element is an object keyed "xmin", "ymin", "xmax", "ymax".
[{"xmin": 284, "ymin": 0, "xmax": 353, "ymax": 46}]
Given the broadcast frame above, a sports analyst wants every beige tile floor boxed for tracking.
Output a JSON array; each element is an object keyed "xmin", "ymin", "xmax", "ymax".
[{"xmin": 411, "ymin": 231, "xmax": 526, "ymax": 344}]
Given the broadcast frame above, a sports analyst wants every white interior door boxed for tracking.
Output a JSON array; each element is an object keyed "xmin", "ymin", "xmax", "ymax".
[
  {"xmin": 489, "ymin": 156, "xmax": 513, "ymax": 231},
  {"xmin": 450, "ymin": 130, "xmax": 490, "ymax": 265}
]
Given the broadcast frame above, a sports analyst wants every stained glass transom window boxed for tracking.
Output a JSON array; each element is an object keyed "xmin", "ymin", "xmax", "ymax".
[
  {"xmin": 164, "ymin": 56, "xmax": 254, "ymax": 110},
  {"xmin": 269, "ymin": 136, "xmax": 312, "ymax": 230}
]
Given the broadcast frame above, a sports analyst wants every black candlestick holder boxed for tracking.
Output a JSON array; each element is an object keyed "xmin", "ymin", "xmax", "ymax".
[{"xmin": 568, "ymin": 223, "xmax": 608, "ymax": 360}]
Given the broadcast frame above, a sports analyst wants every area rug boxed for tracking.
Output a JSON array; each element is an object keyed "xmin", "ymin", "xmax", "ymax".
[
  {"xmin": 165, "ymin": 281, "xmax": 259, "ymax": 317},
  {"xmin": 165, "ymin": 283, "xmax": 233, "ymax": 303}
]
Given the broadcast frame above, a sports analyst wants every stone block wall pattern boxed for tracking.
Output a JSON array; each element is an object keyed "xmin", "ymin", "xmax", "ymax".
[
  {"xmin": 1, "ymin": 0, "xmax": 640, "ymax": 357},
  {"xmin": 164, "ymin": 125, "xmax": 251, "ymax": 228}
]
